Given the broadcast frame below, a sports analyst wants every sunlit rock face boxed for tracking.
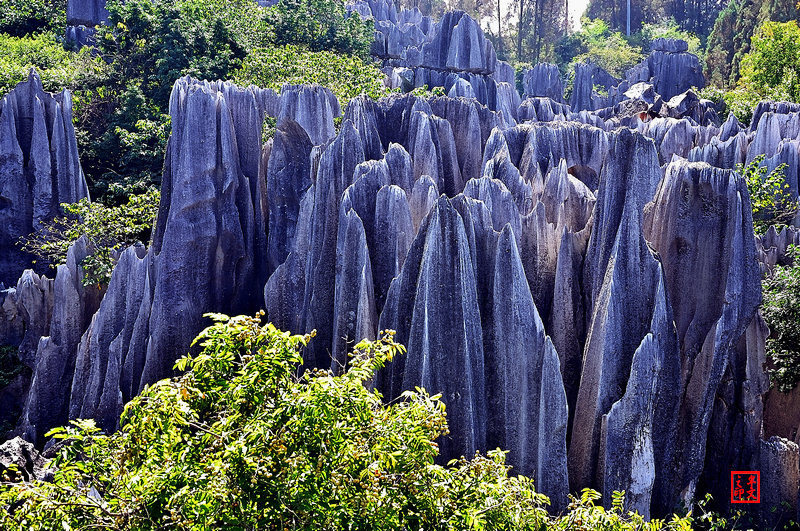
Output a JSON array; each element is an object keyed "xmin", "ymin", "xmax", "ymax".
[{"xmin": 4, "ymin": 2, "xmax": 800, "ymax": 526}]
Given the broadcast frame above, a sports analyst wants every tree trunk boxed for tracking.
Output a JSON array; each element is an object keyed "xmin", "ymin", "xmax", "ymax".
[
  {"xmin": 517, "ymin": 0, "xmax": 524, "ymax": 62},
  {"xmin": 497, "ymin": 0, "xmax": 503, "ymax": 56}
]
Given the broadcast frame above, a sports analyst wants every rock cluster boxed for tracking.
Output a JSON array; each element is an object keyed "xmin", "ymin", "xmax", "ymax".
[
  {"xmin": 351, "ymin": 0, "xmax": 519, "ymax": 121},
  {"xmin": 0, "ymin": 71, "xmax": 90, "ymax": 287},
  {"xmin": 2, "ymin": 2, "xmax": 800, "ymax": 527}
]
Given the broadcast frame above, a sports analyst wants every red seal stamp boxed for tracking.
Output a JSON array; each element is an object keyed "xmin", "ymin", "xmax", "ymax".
[{"xmin": 731, "ymin": 471, "xmax": 760, "ymax": 503}]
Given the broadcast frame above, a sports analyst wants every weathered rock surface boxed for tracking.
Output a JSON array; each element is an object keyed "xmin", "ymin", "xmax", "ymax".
[
  {"xmin": 644, "ymin": 160, "xmax": 762, "ymax": 512},
  {"xmin": 0, "ymin": 270, "xmax": 54, "ymax": 367},
  {"xmin": 6, "ymin": 3, "xmax": 800, "ymax": 522},
  {"xmin": 17, "ymin": 237, "xmax": 102, "ymax": 444},
  {"xmin": 27, "ymin": 78, "xmax": 273, "ymax": 436},
  {"xmin": 0, "ymin": 71, "xmax": 89, "ymax": 286},
  {"xmin": 522, "ymin": 63, "xmax": 563, "ymax": 103},
  {"xmin": 0, "ymin": 436, "xmax": 49, "ymax": 481},
  {"xmin": 67, "ymin": 0, "xmax": 108, "ymax": 27},
  {"xmin": 570, "ymin": 62, "xmax": 620, "ymax": 112}
]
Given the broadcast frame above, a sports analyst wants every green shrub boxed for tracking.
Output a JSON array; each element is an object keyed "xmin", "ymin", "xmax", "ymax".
[
  {"xmin": 719, "ymin": 20, "xmax": 800, "ymax": 125},
  {"xmin": 0, "ymin": 33, "xmax": 92, "ymax": 95},
  {"xmin": 234, "ymin": 44, "xmax": 390, "ymax": 107},
  {"xmin": 0, "ymin": 314, "xmax": 704, "ymax": 529},
  {"xmin": 762, "ymin": 246, "xmax": 800, "ymax": 393},
  {"xmin": 722, "ymin": 87, "xmax": 763, "ymax": 125},
  {"xmin": 632, "ymin": 20, "xmax": 703, "ymax": 58},
  {"xmin": 737, "ymin": 155, "xmax": 799, "ymax": 234},
  {"xmin": 739, "ymin": 20, "xmax": 800, "ymax": 103},
  {"xmin": 267, "ymin": 0, "xmax": 373, "ymax": 59},
  {"xmin": 567, "ymin": 19, "xmax": 645, "ymax": 79},
  {"xmin": 0, "ymin": 0, "xmax": 66, "ymax": 38},
  {"xmin": 18, "ymin": 189, "xmax": 160, "ymax": 287}
]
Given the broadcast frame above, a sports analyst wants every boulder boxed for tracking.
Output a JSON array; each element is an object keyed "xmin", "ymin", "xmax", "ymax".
[{"xmin": 0, "ymin": 436, "xmax": 48, "ymax": 482}]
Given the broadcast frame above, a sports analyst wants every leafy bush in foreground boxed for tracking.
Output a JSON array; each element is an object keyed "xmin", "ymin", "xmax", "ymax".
[
  {"xmin": 234, "ymin": 44, "xmax": 391, "ymax": 106},
  {"xmin": 18, "ymin": 189, "xmax": 160, "ymax": 287},
  {"xmin": 0, "ymin": 314, "xmax": 700, "ymax": 530}
]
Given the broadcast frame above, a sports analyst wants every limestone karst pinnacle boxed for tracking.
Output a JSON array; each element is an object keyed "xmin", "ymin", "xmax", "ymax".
[{"xmin": 2, "ymin": 2, "xmax": 800, "ymax": 526}]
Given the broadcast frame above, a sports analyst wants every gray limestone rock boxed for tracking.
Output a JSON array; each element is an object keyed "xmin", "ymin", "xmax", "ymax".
[
  {"xmin": 378, "ymin": 196, "xmax": 486, "ymax": 460},
  {"xmin": 570, "ymin": 130, "xmax": 678, "ymax": 508},
  {"xmin": 429, "ymin": 96, "xmax": 503, "ymax": 182},
  {"xmin": 687, "ymin": 131, "xmax": 749, "ymax": 170},
  {"xmin": 645, "ymin": 50, "xmax": 705, "ymax": 101},
  {"xmin": 480, "ymin": 128, "xmax": 533, "ymax": 214},
  {"xmin": 523, "ymin": 63, "xmax": 564, "ymax": 102},
  {"xmin": 277, "ymin": 84, "xmax": 340, "ymax": 146},
  {"xmin": 747, "ymin": 111, "xmax": 800, "ymax": 165},
  {"xmin": 0, "ymin": 436, "xmax": 49, "ymax": 481},
  {"xmin": 62, "ymin": 78, "xmax": 271, "ymax": 435},
  {"xmin": 409, "ymin": 174, "xmax": 439, "ymax": 232},
  {"xmin": 266, "ymin": 120, "xmax": 313, "ymax": 273},
  {"xmin": 513, "ymin": 121, "xmax": 609, "ymax": 191},
  {"xmin": 344, "ymin": 96, "xmax": 384, "ymax": 162},
  {"xmin": 0, "ymin": 71, "xmax": 89, "ymax": 286},
  {"xmin": 644, "ymin": 159, "xmax": 762, "ymax": 510},
  {"xmin": 331, "ymin": 210, "xmax": 377, "ymax": 372},
  {"xmin": 421, "ymin": 11, "xmax": 497, "ymax": 74},
  {"xmin": 67, "ymin": 0, "xmax": 108, "ymax": 27},
  {"xmin": 758, "ymin": 437, "xmax": 800, "ymax": 529},
  {"xmin": 650, "ymin": 38, "xmax": 689, "ymax": 53},
  {"xmin": 488, "ymin": 225, "xmax": 569, "ymax": 510},
  {"xmin": 570, "ymin": 63, "xmax": 619, "ymax": 112},
  {"xmin": 448, "ymin": 78, "xmax": 477, "ymax": 99},
  {"xmin": 751, "ymin": 101, "xmax": 800, "ymax": 132},
  {"xmin": 0, "ymin": 270, "xmax": 54, "ymax": 367},
  {"xmin": 18, "ymin": 237, "xmax": 102, "ymax": 445}
]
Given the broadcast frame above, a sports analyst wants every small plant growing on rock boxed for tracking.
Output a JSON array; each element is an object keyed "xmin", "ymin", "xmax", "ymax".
[
  {"xmin": 737, "ymin": 155, "xmax": 799, "ymax": 235},
  {"xmin": 18, "ymin": 189, "xmax": 160, "ymax": 287}
]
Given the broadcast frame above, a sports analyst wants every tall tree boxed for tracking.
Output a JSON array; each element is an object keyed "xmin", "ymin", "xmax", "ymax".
[{"xmin": 706, "ymin": 0, "xmax": 800, "ymax": 88}]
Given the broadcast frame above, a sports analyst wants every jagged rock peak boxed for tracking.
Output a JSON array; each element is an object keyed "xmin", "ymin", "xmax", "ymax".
[
  {"xmin": 0, "ymin": 70, "xmax": 90, "ymax": 286},
  {"xmin": 421, "ymin": 11, "xmax": 497, "ymax": 74},
  {"xmin": 523, "ymin": 63, "xmax": 564, "ymax": 103}
]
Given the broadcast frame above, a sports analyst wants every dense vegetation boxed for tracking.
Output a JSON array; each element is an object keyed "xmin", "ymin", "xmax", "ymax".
[
  {"xmin": 0, "ymin": 314, "xmax": 702, "ymax": 530},
  {"xmin": 0, "ymin": 33, "xmax": 100, "ymax": 95},
  {"xmin": 0, "ymin": 0, "xmax": 377, "ymax": 205},
  {"xmin": 763, "ymin": 248, "xmax": 800, "ymax": 393},
  {"xmin": 1, "ymin": 0, "xmax": 382, "ymax": 282},
  {"xmin": 233, "ymin": 44, "xmax": 392, "ymax": 106},
  {"xmin": 0, "ymin": 0, "xmax": 65, "ymax": 37},
  {"xmin": 705, "ymin": 0, "xmax": 800, "ymax": 90}
]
